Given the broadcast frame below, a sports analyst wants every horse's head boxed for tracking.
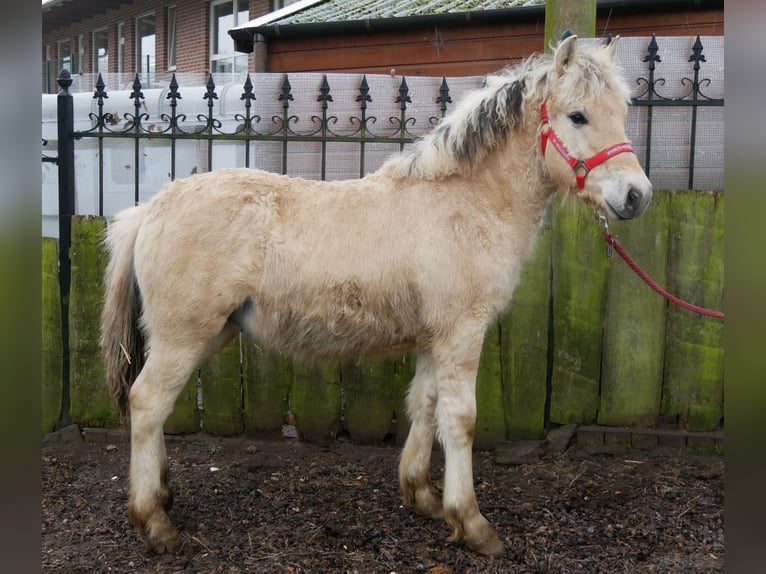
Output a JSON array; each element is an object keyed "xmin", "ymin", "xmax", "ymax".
[{"xmin": 541, "ymin": 34, "xmax": 652, "ymax": 220}]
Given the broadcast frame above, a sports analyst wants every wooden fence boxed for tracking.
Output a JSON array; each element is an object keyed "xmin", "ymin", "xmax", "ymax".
[{"xmin": 41, "ymin": 191, "xmax": 724, "ymax": 447}]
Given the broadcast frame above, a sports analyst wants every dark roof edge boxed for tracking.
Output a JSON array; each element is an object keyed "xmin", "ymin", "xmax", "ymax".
[
  {"xmin": 230, "ymin": 0, "xmax": 723, "ymax": 53},
  {"xmin": 231, "ymin": 4, "xmax": 544, "ymax": 52}
]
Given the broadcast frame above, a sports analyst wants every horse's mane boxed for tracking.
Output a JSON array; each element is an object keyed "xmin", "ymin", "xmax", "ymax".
[{"xmin": 379, "ymin": 42, "xmax": 629, "ymax": 181}]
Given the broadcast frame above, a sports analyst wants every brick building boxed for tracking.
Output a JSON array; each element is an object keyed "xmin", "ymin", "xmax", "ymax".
[
  {"xmin": 42, "ymin": 0, "xmax": 285, "ymax": 92},
  {"xmin": 43, "ymin": 0, "xmax": 723, "ymax": 93}
]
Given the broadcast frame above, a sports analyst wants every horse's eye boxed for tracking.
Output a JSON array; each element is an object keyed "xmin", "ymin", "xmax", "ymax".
[{"xmin": 569, "ymin": 112, "xmax": 588, "ymax": 125}]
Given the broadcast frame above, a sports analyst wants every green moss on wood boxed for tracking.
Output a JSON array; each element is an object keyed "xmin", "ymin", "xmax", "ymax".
[
  {"xmin": 291, "ymin": 360, "xmax": 341, "ymax": 443},
  {"xmin": 342, "ymin": 358, "xmax": 396, "ymax": 444},
  {"xmin": 599, "ymin": 192, "xmax": 670, "ymax": 426},
  {"xmin": 392, "ymin": 352, "xmax": 416, "ymax": 446},
  {"xmin": 164, "ymin": 373, "xmax": 200, "ymax": 434},
  {"xmin": 242, "ymin": 342, "xmax": 293, "ymax": 435},
  {"xmin": 200, "ymin": 336, "xmax": 245, "ymax": 436},
  {"xmin": 475, "ymin": 323, "xmax": 506, "ymax": 448},
  {"xmin": 42, "ymin": 237, "xmax": 63, "ymax": 434},
  {"xmin": 68, "ymin": 216, "xmax": 117, "ymax": 427},
  {"xmin": 662, "ymin": 191, "xmax": 724, "ymax": 431},
  {"xmin": 549, "ymin": 198, "xmax": 609, "ymax": 424},
  {"xmin": 500, "ymin": 207, "xmax": 551, "ymax": 440}
]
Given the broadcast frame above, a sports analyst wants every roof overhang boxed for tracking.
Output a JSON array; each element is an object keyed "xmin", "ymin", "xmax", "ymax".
[
  {"xmin": 229, "ymin": 0, "xmax": 724, "ymax": 54},
  {"xmin": 230, "ymin": 3, "xmax": 546, "ymax": 53},
  {"xmin": 43, "ymin": 0, "xmax": 134, "ymax": 34}
]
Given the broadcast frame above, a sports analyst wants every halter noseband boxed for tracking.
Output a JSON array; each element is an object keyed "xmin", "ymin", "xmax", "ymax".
[{"xmin": 540, "ymin": 100, "xmax": 634, "ymax": 190}]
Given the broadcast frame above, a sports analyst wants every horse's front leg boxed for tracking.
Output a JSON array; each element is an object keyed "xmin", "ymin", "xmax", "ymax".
[
  {"xmin": 399, "ymin": 351, "xmax": 442, "ymax": 518},
  {"xmin": 433, "ymin": 338, "xmax": 505, "ymax": 556}
]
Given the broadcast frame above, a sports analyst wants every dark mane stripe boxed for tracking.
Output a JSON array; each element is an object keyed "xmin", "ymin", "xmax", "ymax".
[
  {"xmin": 451, "ymin": 78, "xmax": 526, "ymax": 163},
  {"xmin": 379, "ymin": 63, "xmax": 542, "ymax": 180}
]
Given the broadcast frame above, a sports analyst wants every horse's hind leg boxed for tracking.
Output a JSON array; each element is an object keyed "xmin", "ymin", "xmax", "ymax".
[
  {"xmin": 127, "ymin": 325, "xmax": 237, "ymax": 553},
  {"xmin": 433, "ymin": 335, "xmax": 505, "ymax": 556},
  {"xmin": 399, "ymin": 351, "xmax": 443, "ymax": 518}
]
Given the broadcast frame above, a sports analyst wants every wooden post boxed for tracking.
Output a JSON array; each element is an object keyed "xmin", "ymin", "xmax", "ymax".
[
  {"xmin": 661, "ymin": 191, "xmax": 724, "ymax": 431},
  {"xmin": 475, "ymin": 324, "xmax": 506, "ymax": 448},
  {"xmin": 342, "ymin": 358, "xmax": 396, "ymax": 444},
  {"xmin": 200, "ymin": 336, "xmax": 245, "ymax": 436},
  {"xmin": 291, "ymin": 361, "xmax": 341, "ymax": 443},
  {"xmin": 392, "ymin": 353, "xmax": 416, "ymax": 446},
  {"xmin": 500, "ymin": 215, "xmax": 552, "ymax": 440},
  {"xmin": 164, "ymin": 372, "xmax": 200, "ymax": 434},
  {"xmin": 544, "ymin": 0, "xmax": 596, "ymax": 52},
  {"xmin": 548, "ymin": 200, "xmax": 609, "ymax": 425},
  {"xmin": 242, "ymin": 342, "xmax": 293, "ymax": 436},
  {"xmin": 68, "ymin": 216, "xmax": 117, "ymax": 427},
  {"xmin": 42, "ymin": 238, "xmax": 63, "ymax": 434},
  {"xmin": 599, "ymin": 192, "xmax": 670, "ymax": 426}
]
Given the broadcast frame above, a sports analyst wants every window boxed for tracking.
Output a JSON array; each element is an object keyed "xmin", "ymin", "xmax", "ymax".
[
  {"xmin": 44, "ymin": 45, "xmax": 53, "ymax": 92},
  {"xmin": 273, "ymin": 0, "xmax": 302, "ymax": 8},
  {"xmin": 136, "ymin": 13, "xmax": 156, "ymax": 81},
  {"xmin": 93, "ymin": 28, "xmax": 109, "ymax": 76},
  {"xmin": 167, "ymin": 5, "xmax": 177, "ymax": 70},
  {"xmin": 210, "ymin": 0, "xmax": 249, "ymax": 75},
  {"xmin": 77, "ymin": 34, "xmax": 85, "ymax": 73},
  {"xmin": 117, "ymin": 22, "xmax": 124, "ymax": 75},
  {"xmin": 58, "ymin": 39, "xmax": 71, "ymax": 72}
]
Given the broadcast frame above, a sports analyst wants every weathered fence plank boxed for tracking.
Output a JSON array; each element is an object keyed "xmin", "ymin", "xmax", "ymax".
[
  {"xmin": 42, "ymin": 237, "xmax": 63, "ymax": 434},
  {"xmin": 200, "ymin": 336, "xmax": 244, "ymax": 436},
  {"xmin": 243, "ymin": 342, "xmax": 293, "ymax": 435},
  {"xmin": 599, "ymin": 192, "xmax": 671, "ymax": 426},
  {"xmin": 549, "ymin": 199, "xmax": 610, "ymax": 424},
  {"xmin": 164, "ymin": 373, "xmax": 200, "ymax": 434},
  {"xmin": 475, "ymin": 324, "xmax": 506, "ymax": 449},
  {"xmin": 500, "ymin": 209, "xmax": 552, "ymax": 440},
  {"xmin": 392, "ymin": 352, "xmax": 416, "ymax": 446},
  {"xmin": 68, "ymin": 216, "xmax": 116, "ymax": 427},
  {"xmin": 342, "ymin": 358, "xmax": 396, "ymax": 444},
  {"xmin": 291, "ymin": 361, "xmax": 342, "ymax": 442},
  {"xmin": 661, "ymin": 190, "xmax": 724, "ymax": 431},
  {"xmin": 43, "ymin": 187, "xmax": 724, "ymax": 441}
]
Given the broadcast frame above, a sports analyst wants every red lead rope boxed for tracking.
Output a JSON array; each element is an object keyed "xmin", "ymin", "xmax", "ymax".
[{"xmin": 603, "ymin": 231, "xmax": 725, "ymax": 319}]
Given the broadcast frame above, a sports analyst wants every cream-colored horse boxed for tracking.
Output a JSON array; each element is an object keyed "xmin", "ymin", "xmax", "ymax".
[{"xmin": 101, "ymin": 35, "xmax": 651, "ymax": 556}]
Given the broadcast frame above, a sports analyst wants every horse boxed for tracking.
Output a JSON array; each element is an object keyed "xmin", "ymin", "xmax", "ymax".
[{"xmin": 100, "ymin": 34, "xmax": 652, "ymax": 556}]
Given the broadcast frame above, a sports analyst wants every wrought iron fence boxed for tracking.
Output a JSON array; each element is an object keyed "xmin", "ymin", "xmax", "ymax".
[
  {"xmin": 630, "ymin": 35, "xmax": 724, "ymax": 189},
  {"xmin": 43, "ymin": 34, "xmax": 723, "ymax": 222}
]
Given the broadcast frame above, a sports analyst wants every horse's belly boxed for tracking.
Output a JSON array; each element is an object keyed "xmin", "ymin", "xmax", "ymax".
[{"xmin": 237, "ymin": 289, "xmax": 423, "ymax": 361}]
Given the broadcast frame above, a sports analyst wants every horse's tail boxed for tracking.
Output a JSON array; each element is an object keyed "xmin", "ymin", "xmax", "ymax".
[{"xmin": 100, "ymin": 204, "xmax": 148, "ymax": 419}]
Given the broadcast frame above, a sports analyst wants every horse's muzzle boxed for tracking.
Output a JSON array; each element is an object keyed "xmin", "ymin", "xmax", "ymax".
[{"xmin": 606, "ymin": 184, "xmax": 653, "ymax": 220}]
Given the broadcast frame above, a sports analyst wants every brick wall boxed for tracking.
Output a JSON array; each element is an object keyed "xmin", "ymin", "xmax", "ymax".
[{"xmin": 43, "ymin": 1, "xmax": 272, "ymax": 78}]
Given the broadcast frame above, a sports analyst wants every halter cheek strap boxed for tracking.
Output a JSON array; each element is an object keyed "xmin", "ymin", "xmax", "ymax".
[{"xmin": 540, "ymin": 100, "xmax": 634, "ymax": 190}]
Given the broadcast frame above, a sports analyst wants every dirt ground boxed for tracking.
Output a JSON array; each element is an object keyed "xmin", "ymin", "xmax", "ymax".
[{"xmin": 41, "ymin": 432, "xmax": 723, "ymax": 573}]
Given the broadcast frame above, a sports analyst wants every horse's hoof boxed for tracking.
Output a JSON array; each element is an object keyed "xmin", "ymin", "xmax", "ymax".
[
  {"xmin": 413, "ymin": 487, "xmax": 444, "ymax": 519},
  {"xmin": 465, "ymin": 532, "xmax": 505, "ymax": 556},
  {"xmin": 145, "ymin": 527, "xmax": 180, "ymax": 554},
  {"xmin": 447, "ymin": 508, "xmax": 505, "ymax": 556},
  {"xmin": 144, "ymin": 514, "xmax": 180, "ymax": 554}
]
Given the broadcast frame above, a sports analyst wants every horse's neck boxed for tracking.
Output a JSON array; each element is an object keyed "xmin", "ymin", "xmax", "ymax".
[{"xmin": 474, "ymin": 121, "xmax": 555, "ymax": 226}]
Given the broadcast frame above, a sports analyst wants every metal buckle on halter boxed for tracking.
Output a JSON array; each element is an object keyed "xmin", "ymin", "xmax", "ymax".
[
  {"xmin": 573, "ymin": 161, "xmax": 590, "ymax": 190},
  {"xmin": 593, "ymin": 209, "xmax": 613, "ymax": 257}
]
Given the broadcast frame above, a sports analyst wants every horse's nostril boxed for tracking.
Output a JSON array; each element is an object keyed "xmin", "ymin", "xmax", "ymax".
[{"xmin": 626, "ymin": 188, "xmax": 640, "ymax": 211}]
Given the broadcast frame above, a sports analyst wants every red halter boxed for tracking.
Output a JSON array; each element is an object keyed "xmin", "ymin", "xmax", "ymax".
[{"xmin": 540, "ymin": 100, "xmax": 635, "ymax": 190}]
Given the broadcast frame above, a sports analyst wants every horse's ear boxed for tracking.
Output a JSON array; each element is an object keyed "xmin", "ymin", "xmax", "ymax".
[
  {"xmin": 605, "ymin": 34, "xmax": 620, "ymax": 60},
  {"xmin": 554, "ymin": 34, "xmax": 578, "ymax": 74}
]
